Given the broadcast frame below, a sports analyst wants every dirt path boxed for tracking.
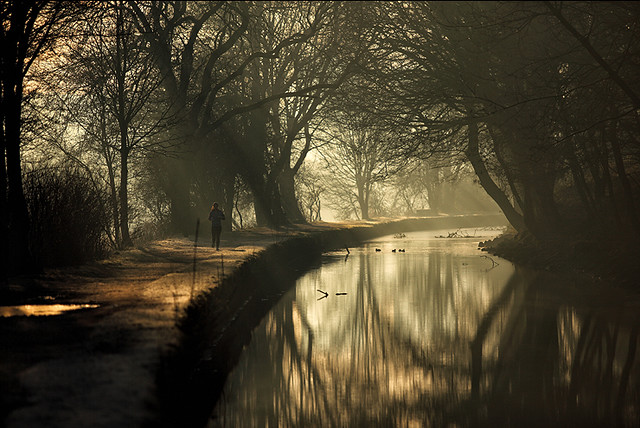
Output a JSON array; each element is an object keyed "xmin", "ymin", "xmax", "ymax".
[
  {"xmin": 0, "ymin": 220, "xmax": 382, "ymax": 427},
  {"xmin": 0, "ymin": 216, "xmax": 505, "ymax": 427}
]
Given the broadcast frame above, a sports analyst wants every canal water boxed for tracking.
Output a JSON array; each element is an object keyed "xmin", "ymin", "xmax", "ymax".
[{"xmin": 210, "ymin": 228, "xmax": 640, "ymax": 427}]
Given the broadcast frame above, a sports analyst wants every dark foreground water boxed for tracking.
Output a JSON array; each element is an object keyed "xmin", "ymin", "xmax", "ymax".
[{"xmin": 210, "ymin": 229, "xmax": 640, "ymax": 427}]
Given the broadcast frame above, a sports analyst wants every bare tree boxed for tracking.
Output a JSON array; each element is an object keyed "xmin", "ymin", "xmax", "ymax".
[
  {"xmin": 320, "ymin": 111, "xmax": 408, "ymax": 220},
  {"xmin": 345, "ymin": 1, "xmax": 640, "ymax": 239},
  {"xmin": 128, "ymin": 1, "xmax": 348, "ymax": 231},
  {"xmin": 239, "ymin": 2, "xmax": 352, "ymax": 225},
  {"xmin": 78, "ymin": 2, "xmax": 169, "ymax": 247},
  {"xmin": 295, "ymin": 163, "xmax": 325, "ymax": 222},
  {"xmin": 1, "ymin": 0, "xmax": 77, "ymax": 274},
  {"xmin": 46, "ymin": 1, "xmax": 171, "ymax": 248}
]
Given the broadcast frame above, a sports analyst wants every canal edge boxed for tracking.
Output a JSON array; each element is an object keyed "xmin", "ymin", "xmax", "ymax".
[{"xmin": 149, "ymin": 214, "xmax": 507, "ymax": 428}]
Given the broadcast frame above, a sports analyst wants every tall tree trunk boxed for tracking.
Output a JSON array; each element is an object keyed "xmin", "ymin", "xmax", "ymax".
[
  {"xmin": 530, "ymin": 178, "xmax": 562, "ymax": 237},
  {"xmin": 107, "ymin": 158, "xmax": 121, "ymax": 246},
  {"xmin": 426, "ymin": 168, "xmax": 443, "ymax": 212},
  {"xmin": 1, "ymin": 0, "xmax": 69, "ymax": 273},
  {"xmin": 244, "ymin": 167, "xmax": 269, "ymax": 227},
  {"xmin": 115, "ymin": 6, "xmax": 132, "ymax": 248},
  {"xmin": 253, "ymin": 197, "xmax": 269, "ymax": 227},
  {"xmin": 222, "ymin": 174, "xmax": 234, "ymax": 232},
  {"xmin": 253, "ymin": 188, "xmax": 288, "ymax": 227},
  {"xmin": 100, "ymin": 114, "xmax": 120, "ymax": 246},
  {"xmin": 565, "ymin": 140, "xmax": 600, "ymax": 224},
  {"xmin": 119, "ymin": 149, "xmax": 132, "ymax": 247},
  {"xmin": 278, "ymin": 167, "xmax": 306, "ymax": 224},
  {"xmin": 265, "ymin": 181, "xmax": 288, "ymax": 227},
  {"xmin": 596, "ymin": 128, "xmax": 620, "ymax": 229},
  {"xmin": 608, "ymin": 124, "xmax": 640, "ymax": 235},
  {"xmin": 164, "ymin": 156, "xmax": 195, "ymax": 235},
  {"xmin": 580, "ymin": 136, "xmax": 607, "ymax": 212},
  {"xmin": 4, "ymin": 81, "xmax": 31, "ymax": 271},
  {"xmin": 487, "ymin": 125, "xmax": 524, "ymax": 211},
  {"xmin": 357, "ymin": 181, "xmax": 369, "ymax": 220},
  {"xmin": 1, "ymin": 104, "xmax": 8, "ymax": 282},
  {"xmin": 247, "ymin": 173, "xmax": 288, "ymax": 228},
  {"xmin": 465, "ymin": 120, "xmax": 527, "ymax": 233},
  {"xmin": 257, "ymin": 153, "xmax": 290, "ymax": 228}
]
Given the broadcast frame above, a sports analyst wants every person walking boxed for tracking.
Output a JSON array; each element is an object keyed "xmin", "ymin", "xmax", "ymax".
[{"xmin": 208, "ymin": 202, "xmax": 226, "ymax": 250}]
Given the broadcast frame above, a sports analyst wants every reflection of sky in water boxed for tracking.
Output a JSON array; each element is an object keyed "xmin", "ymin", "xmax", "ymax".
[
  {"xmin": 211, "ymin": 228, "xmax": 640, "ymax": 428},
  {"xmin": 0, "ymin": 303, "xmax": 99, "ymax": 317},
  {"xmin": 299, "ymin": 229, "xmax": 510, "ymax": 354}
]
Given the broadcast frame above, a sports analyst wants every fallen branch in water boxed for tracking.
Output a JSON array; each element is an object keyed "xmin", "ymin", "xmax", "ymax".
[
  {"xmin": 481, "ymin": 255, "xmax": 499, "ymax": 269},
  {"xmin": 436, "ymin": 228, "xmax": 471, "ymax": 238}
]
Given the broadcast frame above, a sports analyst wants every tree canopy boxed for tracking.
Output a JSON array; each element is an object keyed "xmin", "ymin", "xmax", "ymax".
[{"xmin": 3, "ymin": 1, "xmax": 640, "ymax": 273}]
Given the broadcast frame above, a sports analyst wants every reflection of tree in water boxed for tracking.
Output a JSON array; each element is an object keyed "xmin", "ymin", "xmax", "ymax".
[
  {"xmin": 213, "ymin": 295, "xmax": 335, "ymax": 427},
  {"xmin": 474, "ymin": 272, "xmax": 640, "ymax": 428},
  {"xmin": 212, "ymin": 249, "xmax": 510, "ymax": 427},
  {"xmin": 211, "ymin": 251, "xmax": 639, "ymax": 427}
]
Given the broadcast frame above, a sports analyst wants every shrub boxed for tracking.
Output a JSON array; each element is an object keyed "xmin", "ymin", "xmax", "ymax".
[{"xmin": 23, "ymin": 166, "xmax": 110, "ymax": 268}]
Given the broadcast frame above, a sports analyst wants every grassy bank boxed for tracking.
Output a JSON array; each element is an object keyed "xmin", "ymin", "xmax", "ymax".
[{"xmin": 480, "ymin": 229, "xmax": 640, "ymax": 289}]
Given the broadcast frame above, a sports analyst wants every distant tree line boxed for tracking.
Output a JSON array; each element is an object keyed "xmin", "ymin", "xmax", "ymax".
[{"xmin": 2, "ymin": 1, "xmax": 639, "ymax": 275}]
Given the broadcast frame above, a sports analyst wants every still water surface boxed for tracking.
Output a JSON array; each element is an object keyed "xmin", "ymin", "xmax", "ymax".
[{"xmin": 211, "ymin": 229, "xmax": 640, "ymax": 427}]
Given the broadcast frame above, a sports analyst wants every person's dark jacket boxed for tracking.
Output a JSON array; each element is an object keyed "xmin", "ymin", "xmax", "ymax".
[{"xmin": 208, "ymin": 208, "xmax": 225, "ymax": 228}]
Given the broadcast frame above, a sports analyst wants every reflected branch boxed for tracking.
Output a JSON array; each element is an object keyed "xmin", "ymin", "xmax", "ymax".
[
  {"xmin": 616, "ymin": 325, "xmax": 639, "ymax": 426},
  {"xmin": 470, "ymin": 270, "xmax": 520, "ymax": 399}
]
